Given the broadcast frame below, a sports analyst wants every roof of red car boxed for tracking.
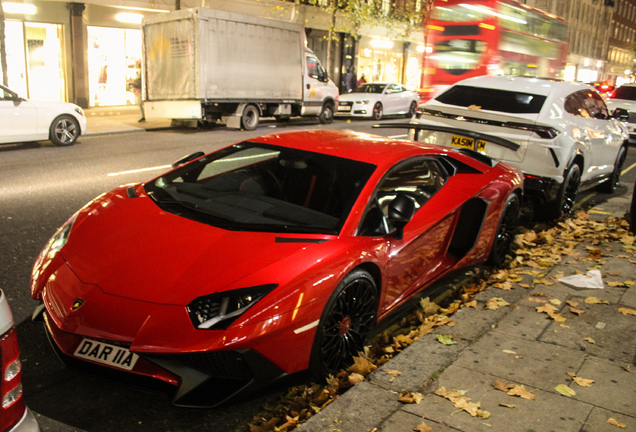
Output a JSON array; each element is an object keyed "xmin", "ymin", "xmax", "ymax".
[{"xmin": 250, "ymin": 129, "xmax": 445, "ymax": 167}]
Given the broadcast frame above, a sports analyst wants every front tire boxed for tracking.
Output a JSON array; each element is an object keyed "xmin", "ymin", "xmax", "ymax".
[
  {"xmin": 241, "ymin": 105, "xmax": 260, "ymax": 131},
  {"xmin": 543, "ymin": 164, "xmax": 581, "ymax": 220},
  {"xmin": 309, "ymin": 269, "xmax": 378, "ymax": 378},
  {"xmin": 318, "ymin": 101, "xmax": 334, "ymax": 124},
  {"xmin": 488, "ymin": 193, "xmax": 520, "ymax": 266},
  {"xmin": 597, "ymin": 146, "xmax": 627, "ymax": 194},
  {"xmin": 50, "ymin": 115, "xmax": 80, "ymax": 146},
  {"xmin": 372, "ymin": 102, "xmax": 383, "ymax": 120},
  {"xmin": 406, "ymin": 101, "xmax": 417, "ymax": 118}
]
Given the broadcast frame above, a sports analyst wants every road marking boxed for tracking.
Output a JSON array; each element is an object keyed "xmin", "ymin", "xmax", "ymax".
[
  {"xmin": 588, "ymin": 209, "xmax": 613, "ymax": 215},
  {"xmin": 107, "ymin": 165, "xmax": 171, "ymax": 177},
  {"xmin": 622, "ymin": 161, "xmax": 636, "ymax": 175}
]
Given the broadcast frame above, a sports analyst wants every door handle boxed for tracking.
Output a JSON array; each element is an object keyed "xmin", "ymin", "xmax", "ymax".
[{"xmin": 306, "ymin": 84, "xmax": 311, "ymax": 90}]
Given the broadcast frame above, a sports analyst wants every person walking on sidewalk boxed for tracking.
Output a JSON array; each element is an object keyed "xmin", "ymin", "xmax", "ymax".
[{"xmin": 129, "ymin": 60, "xmax": 145, "ymax": 122}]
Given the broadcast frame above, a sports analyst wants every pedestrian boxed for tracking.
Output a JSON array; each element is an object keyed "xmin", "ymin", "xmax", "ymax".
[
  {"xmin": 346, "ymin": 67, "xmax": 357, "ymax": 92},
  {"xmin": 129, "ymin": 60, "xmax": 145, "ymax": 122},
  {"xmin": 356, "ymin": 74, "xmax": 366, "ymax": 87}
]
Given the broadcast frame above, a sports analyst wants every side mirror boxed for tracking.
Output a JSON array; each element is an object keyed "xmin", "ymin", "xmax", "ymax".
[
  {"xmin": 388, "ymin": 193, "xmax": 415, "ymax": 240},
  {"xmin": 612, "ymin": 107, "xmax": 629, "ymax": 121},
  {"xmin": 172, "ymin": 151, "xmax": 204, "ymax": 168}
]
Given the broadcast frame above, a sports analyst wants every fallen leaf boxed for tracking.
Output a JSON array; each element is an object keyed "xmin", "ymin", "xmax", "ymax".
[
  {"xmin": 585, "ymin": 297, "xmax": 610, "ymax": 305},
  {"xmin": 499, "ymin": 403, "xmax": 515, "ymax": 408},
  {"xmin": 413, "ymin": 422, "xmax": 432, "ymax": 432},
  {"xmin": 503, "ymin": 350, "xmax": 517, "ymax": 355},
  {"xmin": 618, "ymin": 307, "xmax": 636, "ymax": 316},
  {"xmin": 570, "ymin": 307, "xmax": 585, "ymax": 315},
  {"xmin": 464, "ymin": 300, "xmax": 477, "ymax": 309},
  {"xmin": 437, "ymin": 334, "xmax": 456, "ymax": 345},
  {"xmin": 536, "ymin": 304, "xmax": 558, "ymax": 314},
  {"xmin": 549, "ymin": 298, "xmax": 562, "ymax": 305},
  {"xmin": 348, "ymin": 372, "xmax": 365, "ymax": 386},
  {"xmin": 555, "ymin": 384, "xmax": 576, "ymax": 397},
  {"xmin": 572, "ymin": 376, "xmax": 594, "ymax": 387},
  {"xmin": 398, "ymin": 390, "xmax": 424, "ymax": 404},
  {"xmin": 507, "ymin": 385, "xmax": 536, "ymax": 400},
  {"xmin": 607, "ymin": 417, "xmax": 626, "ymax": 428},
  {"xmin": 486, "ymin": 297, "xmax": 510, "ymax": 310},
  {"xmin": 584, "ymin": 337, "xmax": 596, "ymax": 344},
  {"xmin": 347, "ymin": 356, "xmax": 377, "ymax": 376},
  {"xmin": 622, "ymin": 365, "xmax": 631, "ymax": 372},
  {"xmin": 607, "ymin": 281, "xmax": 626, "ymax": 287},
  {"xmin": 566, "ymin": 300, "xmax": 580, "ymax": 307},
  {"xmin": 384, "ymin": 369, "xmax": 403, "ymax": 382},
  {"xmin": 435, "ymin": 387, "xmax": 490, "ymax": 419}
]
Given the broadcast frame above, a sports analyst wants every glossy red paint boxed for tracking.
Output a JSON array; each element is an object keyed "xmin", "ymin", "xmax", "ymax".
[{"xmin": 31, "ymin": 129, "xmax": 523, "ymax": 407}]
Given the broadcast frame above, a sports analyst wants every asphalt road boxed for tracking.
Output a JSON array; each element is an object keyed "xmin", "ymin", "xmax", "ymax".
[{"xmin": 1, "ymin": 118, "xmax": 634, "ymax": 431}]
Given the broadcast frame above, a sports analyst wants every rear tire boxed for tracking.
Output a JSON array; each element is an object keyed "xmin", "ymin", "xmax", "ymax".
[
  {"xmin": 50, "ymin": 115, "xmax": 80, "ymax": 146},
  {"xmin": 597, "ymin": 146, "xmax": 627, "ymax": 194},
  {"xmin": 241, "ymin": 105, "xmax": 260, "ymax": 131},
  {"xmin": 309, "ymin": 269, "xmax": 378, "ymax": 379},
  {"xmin": 488, "ymin": 193, "xmax": 520, "ymax": 266},
  {"xmin": 406, "ymin": 101, "xmax": 417, "ymax": 118}
]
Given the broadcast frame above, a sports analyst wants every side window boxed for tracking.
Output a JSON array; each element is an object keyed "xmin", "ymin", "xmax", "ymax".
[
  {"xmin": 306, "ymin": 56, "xmax": 319, "ymax": 79},
  {"xmin": 584, "ymin": 92, "xmax": 610, "ymax": 120},
  {"xmin": 388, "ymin": 84, "xmax": 402, "ymax": 93},
  {"xmin": 564, "ymin": 92, "xmax": 591, "ymax": 118},
  {"xmin": 358, "ymin": 158, "xmax": 448, "ymax": 236}
]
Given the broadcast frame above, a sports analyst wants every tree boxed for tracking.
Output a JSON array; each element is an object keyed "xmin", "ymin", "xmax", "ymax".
[{"xmin": 0, "ymin": 0, "xmax": 8, "ymax": 86}]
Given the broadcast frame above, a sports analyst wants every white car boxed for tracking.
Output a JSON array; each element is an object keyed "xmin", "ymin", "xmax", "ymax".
[
  {"xmin": 0, "ymin": 84, "xmax": 86, "ymax": 146},
  {"xmin": 408, "ymin": 76, "xmax": 628, "ymax": 219},
  {"xmin": 605, "ymin": 83, "xmax": 636, "ymax": 145},
  {"xmin": 336, "ymin": 82, "xmax": 419, "ymax": 120},
  {"xmin": 0, "ymin": 289, "xmax": 39, "ymax": 432}
]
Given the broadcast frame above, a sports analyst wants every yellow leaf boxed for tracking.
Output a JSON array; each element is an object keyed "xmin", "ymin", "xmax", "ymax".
[
  {"xmin": 536, "ymin": 304, "xmax": 558, "ymax": 314},
  {"xmin": 570, "ymin": 307, "xmax": 585, "ymax": 315},
  {"xmin": 348, "ymin": 372, "xmax": 365, "ymax": 386},
  {"xmin": 585, "ymin": 297, "xmax": 610, "ymax": 305},
  {"xmin": 618, "ymin": 307, "xmax": 636, "ymax": 316},
  {"xmin": 499, "ymin": 403, "xmax": 516, "ymax": 408},
  {"xmin": 486, "ymin": 297, "xmax": 510, "ymax": 310},
  {"xmin": 607, "ymin": 417, "xmax": 626, "ymax": 428},
  {"xmin": 503, "ymin": 350, "xmax": 517, "ymax": 355},
  {"xmin": 549, "ymin": 298, "xmax": 562, "ymax": 305},
  {"xmin": 384, "ymin": 369, "xmax": 403, "ymax": 382},
  {"xmin": 572, "ymin": 376, "xmax": 594, "ymax": 387},
  {"xmin": 413, "ymin": 421, "xmax": 432, "ymax": 432},
  {"xmin": 398, "ymin": 390, "xmax": 424, "ymax": 404},
  {"xmin": 507, "ymin": 384, "xmax": 536, "ymax": 400},
  {"xmin": 566, "ymin": 300, "xmax": 579, "ymax": 307},
  {"xmin": 584, "ymin": 337, "xmax": 596, "ymax": 344},
  {"xmin": 437, "ymin": 334, "xmax": 456, "ymax": 345},
  {"xmin": 555, "ymin": 384, "xmax": 576, "ymax": 397}
]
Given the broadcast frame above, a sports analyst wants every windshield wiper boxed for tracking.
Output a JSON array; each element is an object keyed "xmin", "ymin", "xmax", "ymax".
[{"xmin": 152, "ymin": 196, "xmax": 238, "ymax": 223}]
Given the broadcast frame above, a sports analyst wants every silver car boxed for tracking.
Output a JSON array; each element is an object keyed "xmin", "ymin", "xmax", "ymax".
[
  {"xmin": 605, "ymin": 83, "xmax": 636, "ymax": 145},
  {"xmin": 336, "ymin": 82, "xmax": 419, "ymax": 120}
]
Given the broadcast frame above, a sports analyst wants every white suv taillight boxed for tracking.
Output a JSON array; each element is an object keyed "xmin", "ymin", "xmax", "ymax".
[{"xmin": 1, "ymin": 324, "xmax": 27, "ymax": 431}]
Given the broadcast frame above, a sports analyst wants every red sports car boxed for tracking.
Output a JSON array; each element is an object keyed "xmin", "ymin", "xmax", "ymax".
[{"xmin": 31, "ymin": 129, "xmax": 522, "ymax": 407}]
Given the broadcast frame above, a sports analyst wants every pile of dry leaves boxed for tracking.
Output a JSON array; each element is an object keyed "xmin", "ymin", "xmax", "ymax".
[{"xmin": 246, "ymin": 213, "xmax": 635, "ymax": 432}]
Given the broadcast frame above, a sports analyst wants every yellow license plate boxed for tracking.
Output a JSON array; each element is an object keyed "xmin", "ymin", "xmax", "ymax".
[{"xmin": 451, "ymin": 135, "xmax": 486, "ymax": 151}]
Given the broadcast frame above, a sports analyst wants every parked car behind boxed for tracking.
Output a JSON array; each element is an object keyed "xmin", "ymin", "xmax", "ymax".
[
  {"xmin": 605, "ymin": 83, "xmax": 636, "ymax": 145},
  {"xmin": 0, "ymin": 84, "xmax": 86, "ymax": 146},
  {"xmin": 410, "ymin": 75, "xmax": 628, "ymax": 219},
  {"xmin": 336, "ymin": 82, "xmax": 419, "ymax": 120},
  {"xmin": 1, "ymin": 289, "xmax": 39, "ymax": 432}
]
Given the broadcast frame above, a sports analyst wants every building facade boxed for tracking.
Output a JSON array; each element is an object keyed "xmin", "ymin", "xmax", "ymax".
[
  {"xmin": 1, "ymin": 0, "xmax": 425, "ymax": 107},
  {"xmin": 606, "ymin": 0, "xmax": 636, "ymax": 86}
]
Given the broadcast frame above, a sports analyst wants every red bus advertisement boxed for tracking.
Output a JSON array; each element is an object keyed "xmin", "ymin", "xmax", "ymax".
[{"xmin": 420, "ymin": 0, "xmax": 568, "ymax": 100}]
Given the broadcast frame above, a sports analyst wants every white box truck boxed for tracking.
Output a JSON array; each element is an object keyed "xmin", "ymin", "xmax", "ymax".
[{"xmin": 141, "ymin": 8, "xmax": 339, "ymax": 130}]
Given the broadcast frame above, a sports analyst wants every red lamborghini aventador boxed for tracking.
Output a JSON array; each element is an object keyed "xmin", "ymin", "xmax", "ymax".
[{"xmin": 30, "ymin": 128, "xmax": 523, "ymax": 407}]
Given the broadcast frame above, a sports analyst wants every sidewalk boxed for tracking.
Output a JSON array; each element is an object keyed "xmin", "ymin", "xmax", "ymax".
[
  {"xmin": 83, "ymin": 105, "xmax": 174, "ymax": 136},
  {"xmin": 297, "ymin": 212, "xmax": 636, "ymax": 432}
]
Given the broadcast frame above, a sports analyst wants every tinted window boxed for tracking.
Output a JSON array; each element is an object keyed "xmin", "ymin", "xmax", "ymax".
[
  {"xmin": 145, "ymin": 142, "xmax": 376, "ymax": 234},
  {"xmin": 565, "ymin": 90, "xmax": 609, "ymax": 119},
  {"xmin": 436, "ymin": 85, "xmax": 546, "ymax": 113},
  {"xmin": 359, "ymin": 158, "xmax": 447, "ymax": 236},
  {"xmin": 612, "ymin": 85, "xmax": 636, "ymax": 101}
]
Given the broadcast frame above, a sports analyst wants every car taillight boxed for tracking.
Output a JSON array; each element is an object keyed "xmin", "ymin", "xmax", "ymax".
[{"xmin": 0, "ymin": 327, "xmax": 26, "ymax": 431}]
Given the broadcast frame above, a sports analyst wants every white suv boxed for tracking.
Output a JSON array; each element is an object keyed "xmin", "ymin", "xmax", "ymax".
[
  {"xmin": 606, "ymin": 83, "xmax": 636, "ymax": 145},
  {"xmin": 408, "ymin": 76, "xmax": 629, "ymax": 219}
]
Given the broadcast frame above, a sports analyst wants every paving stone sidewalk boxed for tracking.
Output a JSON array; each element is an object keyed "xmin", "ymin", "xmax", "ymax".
[{"xmin": 298, "ymin": 236, "xmax": 636, "ymax": 432}]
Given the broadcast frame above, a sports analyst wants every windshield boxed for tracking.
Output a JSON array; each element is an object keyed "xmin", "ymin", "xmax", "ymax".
[
  {"xmin": 144, "ymin": 142, "xmax": 376, "ymax": 234},
  {"xmin": 612, "ymin": 86, "xmax": 636, "ymax": 101},
  {"xmin": 353, "ymin": 83, "xmax": 387, "ymax": 94},
  {"xmin": 436, "ymin": 85, "xmax": 546, "ymax": 114}
]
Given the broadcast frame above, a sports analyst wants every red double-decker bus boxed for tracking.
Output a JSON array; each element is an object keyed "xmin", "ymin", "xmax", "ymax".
[{"xmin": 420, "ymin": 0, "xmax": 568, "ymax": 101}]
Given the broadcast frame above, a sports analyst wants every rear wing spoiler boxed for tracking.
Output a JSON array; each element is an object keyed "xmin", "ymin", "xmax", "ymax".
[{"xmin": 372, "ymin": 123, "xmax": 521, "ymax": 151}]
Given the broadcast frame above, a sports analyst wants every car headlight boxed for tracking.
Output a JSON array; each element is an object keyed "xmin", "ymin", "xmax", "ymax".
[
  {"xmin": 356, "ymin": 100, "xmax": 370, "ymax": 105},
  {"xmin": 43, "ymin": 214, "xmax": 77, "ymax": 259},
  {"xmin": 187, "ymin": 284, "xmax": 277, "ymax": 330}
]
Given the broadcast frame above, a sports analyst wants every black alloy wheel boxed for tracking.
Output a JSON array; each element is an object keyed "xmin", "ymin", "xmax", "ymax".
[
  {"xmin": 406, "ymin": 101, "xmax": 417, "ymax": 118},
  {"xmin": 542, "ymin": 164, "xmax": 581, "ymax": 220},
  {"xmin": 310, "ymin": 269, "xmax": 378, "ymax": 378},
  {"xmin": 488, "ymin": 193, "xmax": 520, "ymax": 266},
  {"xmin": 598, "ymin": 146, "xmax": 627, "ymax": 194}
]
